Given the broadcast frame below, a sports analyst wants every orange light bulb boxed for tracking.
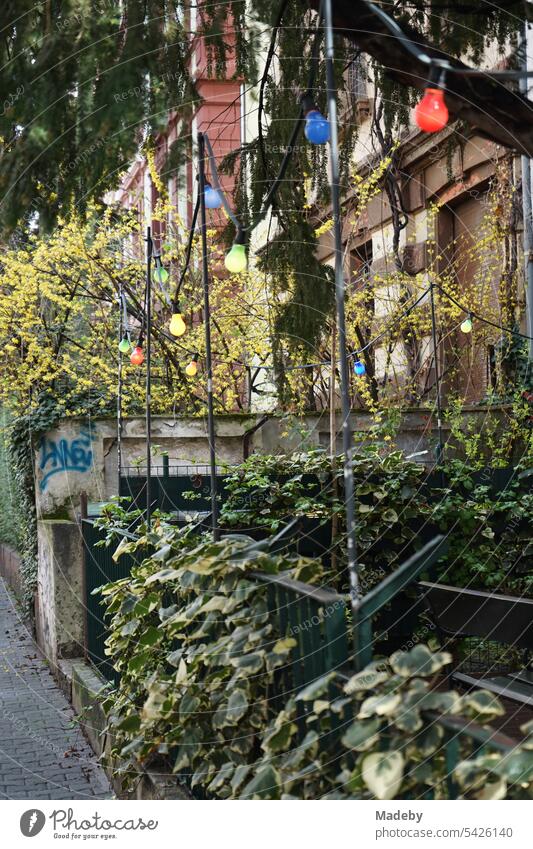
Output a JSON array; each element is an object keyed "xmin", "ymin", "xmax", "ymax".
[
  {"xmin": 414, "ymin": 88, "xmax": 449, "ymax": 133},
  {"xmin": 130, "ymin": 346, "xmax": 144, "ymax": 366}
]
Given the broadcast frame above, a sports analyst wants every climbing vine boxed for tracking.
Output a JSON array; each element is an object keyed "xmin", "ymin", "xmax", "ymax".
[{"xmin": 97, "ymin": 520, "xmax": 533, "ymax": 800}]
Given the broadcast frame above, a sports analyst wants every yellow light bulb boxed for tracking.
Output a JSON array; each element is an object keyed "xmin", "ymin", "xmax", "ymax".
[
  {"xmin": 225, "ymin": 243, "xmax": 247, "ymax": 274},
  {"xmin": 169, "ymin": 313, "xmax": 186, "ymax": 337},
  {"xmin": 185, "ymin": 359, "xmax": 198, "ymax": 377},
  {"xmin": 460, "ymin": 317, "xmax": 473, "ymax": 334}
]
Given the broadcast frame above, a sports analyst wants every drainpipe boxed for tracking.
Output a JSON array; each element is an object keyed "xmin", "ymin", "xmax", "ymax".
[{"xmin": 520, "ymin": 14, "xmax": 533, "ymax": 363}]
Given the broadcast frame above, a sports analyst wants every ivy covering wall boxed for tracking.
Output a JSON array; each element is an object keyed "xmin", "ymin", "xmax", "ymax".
[{"xmin": 0, "ymin": 407, "xmax": 20, "ymax": 549}]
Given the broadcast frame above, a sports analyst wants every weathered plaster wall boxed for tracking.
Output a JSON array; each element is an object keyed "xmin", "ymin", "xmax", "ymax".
[
  {"xmin": 36, "ymin": 520, "xmax": 84, "ymax": 669},
  {"xmin": 36, "ymin": 420, "xmax": 104, "ymax": 520},
  {"xmin": 34, "ymin": 407, "xmax": 513, "ymax": 520},
  {"xmin": 35, "ymin": 415, "xmax": 256, "ymax": 520},
  {"xmin": 33, "ymin": 407, "xmax": 512, "ymax": 664}
]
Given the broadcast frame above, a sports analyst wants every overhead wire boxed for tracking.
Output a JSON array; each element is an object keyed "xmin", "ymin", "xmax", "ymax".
[{"xmin": 435, "ymin": 283, "xmax": 533, "ymax": 341}]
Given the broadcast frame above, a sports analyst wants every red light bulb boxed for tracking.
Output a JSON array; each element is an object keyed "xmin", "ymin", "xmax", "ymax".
[
  {"xmin": 414, "ymin": 88, "xmax": 449, "ymax": 133},
  {"xmin": 130, "ymin": 346, "xmax": 144, "ymax": 366}
]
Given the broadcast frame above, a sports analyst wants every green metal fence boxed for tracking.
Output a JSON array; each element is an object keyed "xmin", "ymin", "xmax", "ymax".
[
  {"xmin": 82, "ymin": 518, "xmax": 345, "ymax": 688},
  {"xmin": 119, "ymin": 463, "xmax": 325, "ymax": 517},
  {"xmin": 82, "ymin": 519, "xmax": 144, "ymax": 682}
]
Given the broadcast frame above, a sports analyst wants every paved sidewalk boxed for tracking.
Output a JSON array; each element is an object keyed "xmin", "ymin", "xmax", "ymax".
[{"xmin": 0, "ymin": 578, "xmax": 112, "ymax": 799}]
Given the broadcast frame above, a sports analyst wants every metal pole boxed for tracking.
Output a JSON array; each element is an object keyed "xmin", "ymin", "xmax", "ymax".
[
  {"xmin": 520, "ymin": 16, "xmax": 533, "ymax": 363},
  {"xmin": 79, "ymin": 490, "xmax": 88, "ymax": 661},
  {"xmin": 323, "ymin": 0, "xmax": 360, "ymax": 603},
  {"xmin": 329, "ymin": 320, "xmax": 337, "ymax": 460},
  {"xmin": 329, "ymin": 320, "xmax": 339, "ymax": 572},
  {"xmin": 521, "ymin": 155, "xmax": 533, "ymax": 362},
  {"xmin": 117, "ymin": 283, "xmax": 123, "ymax": 489},
  {"xmin": 429, "ymin": 282, "xmax": 445, "ymax": 485},
  {"xmin": 198, "ymin": 132, "xmax": 219, "ymax": 540},
  {"xmin": 145, "ymin": 226, "xmax": 153, "ymax": 529}
]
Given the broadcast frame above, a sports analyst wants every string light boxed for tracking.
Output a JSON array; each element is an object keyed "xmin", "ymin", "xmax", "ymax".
[
  {"xmin": 354, "ymin": 360, "xmax": 366, "ymax": 376},
  {"xmin": 204, "ymin": 182, "xmax": 222, "ymax": 209},
  {"xmin": 435, "ymin": 283, "xmax": 533, "ymax": 341},
  {"xmin": 154, "ymin": 256, "xmax": 169, "ymax": 284},
  {"xmin": 185, "ymin": 353, "xmax": 199, "ymax": 377},
  {"xmin": 304, "ymin": 108, "xmax": 330, "ymax": 144},
  {"xmin": 414, "ymin": 66, "xmax": 449, "ymax": 133},
  {"xmin": 225, "ymin": 228, "xmax": 247, "ymax": 273},
  {"xmin": 130, "ymin": 345, "xmax": 144, "ymax": 366},
  {"xmin": 460, "ymin": 314, "xmax": 473, "ymax": 334},
  {"xmin": 119, "ymin": 292, "xmax": 132, "ymax": 355},
  {"xmin": 169, "ymin": 312, "xmax": 187, "ymax": 337},
  {"xmin": 414, "ymin": 88, "xmax": 449, "ymax": 132}
]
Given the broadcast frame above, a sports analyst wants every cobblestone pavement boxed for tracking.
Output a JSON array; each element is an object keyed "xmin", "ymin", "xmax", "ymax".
[{"xmin": 0, "ymin": 578, "xmax": 112, "ymax": 799}]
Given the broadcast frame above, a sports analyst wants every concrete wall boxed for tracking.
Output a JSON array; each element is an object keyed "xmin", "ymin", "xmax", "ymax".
[
  {"xmin": 34, "ymin": 407, "xmax": 514, "ymax": 521},
  {"xmin": 35, "ymin": 520, "xmax": 85, "ymax": 670},
  {"xmin": 33, "ymin": 407, "xmax": 512, "ymax": 664},
  {"xmin": 35, "ymin": 415, "xmax": 256, "ymax": 521}
]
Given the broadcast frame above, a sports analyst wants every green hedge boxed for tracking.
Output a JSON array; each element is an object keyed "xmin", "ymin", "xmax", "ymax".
[{"xmin": 0, "ymin": 408, "xmax": 20, "ymax": 549}]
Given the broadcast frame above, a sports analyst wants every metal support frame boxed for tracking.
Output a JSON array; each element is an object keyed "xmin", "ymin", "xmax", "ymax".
[
  {"xmin": 520, "ymin": 153, "xmax": 533, "ymax": 364},
  {"xmin": 145, "ymin": 226, "xmax": 153, "ymax": 529},
  {"xmin": 117, "ymin": 283, "xmax": 124, "ymax": 485},
  {"xmin": 198, "ymin": 131, "xmax": 220, "ymax": 540},
  {"xmin": 323, "ymin": 0, "xmax": 360, "ymax": 605},
  {"xmin": 429, "ymin": 282, "xmax": 445, "ymax": 484},
  {"xmin": 521, "ymin": 13, "xmax": 533, "ymax": 364}
]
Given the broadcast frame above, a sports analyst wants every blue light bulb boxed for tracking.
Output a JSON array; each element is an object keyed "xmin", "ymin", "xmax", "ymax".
[
  {"xmin": 204, "ymin": 184, "xmax": 222, "ymax": 209},
  {"xmin": 304, "ymin": 109, "xmax": 330, "ymax": 145},
  {"xmin": 354, "ymin": 360, "xmax": 366, "ymax": 376}
]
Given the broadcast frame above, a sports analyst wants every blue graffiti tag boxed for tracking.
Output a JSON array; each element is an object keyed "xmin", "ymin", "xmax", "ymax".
[{"xmin": 39, "ymin": 428, "xmax": 95, "ymax": 491}]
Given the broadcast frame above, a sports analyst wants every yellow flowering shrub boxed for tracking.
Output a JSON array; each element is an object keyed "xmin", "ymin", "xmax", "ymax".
[{"xmin": 0, "ymin": 202, "xmax": 271, "ymax": 419}]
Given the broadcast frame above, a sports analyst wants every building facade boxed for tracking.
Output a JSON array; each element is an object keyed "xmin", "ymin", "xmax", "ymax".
[{"xmin": 111, "ymin": 11, "xmax": 529, "ymax": 413}]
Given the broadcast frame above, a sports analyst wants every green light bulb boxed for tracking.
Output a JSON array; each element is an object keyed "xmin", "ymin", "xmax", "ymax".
[
  {"xmin": 225, "ymin": 243, "xmax": 247, "ymax": 274},
  {"xmin": 119, "ymin": 337, "xmax": 132, "ymax": 354},
  {"xmin": 155, "ymin": 266, "xmax": 169, "ymax": 283},
  {"xmin": 461, "ymin": 317, "xmax": 473, "ymax": 334}
]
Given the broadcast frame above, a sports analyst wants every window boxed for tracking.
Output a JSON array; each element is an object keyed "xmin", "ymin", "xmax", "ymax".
[
  {"xmin": 346, "ymin": 55, "xmax": 371, "ymax": 121},
  {"xmin": 350, "ymin": 241, "xmax": 373, "ymax": 289},
  {"xmin": 347, "ymin": 55, "xmax": 367, "ymax": 101}
]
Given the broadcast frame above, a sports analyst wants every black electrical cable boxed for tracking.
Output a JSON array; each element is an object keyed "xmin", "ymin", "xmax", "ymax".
[
  {"xmin": 363, "ymin": 0, "xmax": 533, "ymax": 80},
  {"xmin": 246, "ymin": 283, "xmax": 431, "ymax": 372},
  {"xmin": 199, "ymin": 0, "xmax": 325, "ymax": 247},
  {"xmin": 204, "ymin": 0, "xmax": 533, "ymax": 248},
  {"xmin": 257, "ymin": 0, "xmax": 291, "ymax": 181},
  {"xmin": 351, "ymin": 285, "xmax": 431, "ymax": 358},
  {"xmin": 171, "ymin": 194, "xmax": 200, "ymax": 312},
  {"xmin": 128, "ymin": 0, "xmax": 533, "ymax": 363},
  {"xmin": 247, "ymin": 1, "xmax": 324, "ymax": 235},
  {"xmin": 141, "ymin": 281, "xmax": 431, "ymax": 372},
  {"xmin": 435, "ymin": 283, "xmax": 533, "ymax": 341},
  {"xmin": 203, "ymin": 135, "xmax": 240, "ymax": 228}
]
